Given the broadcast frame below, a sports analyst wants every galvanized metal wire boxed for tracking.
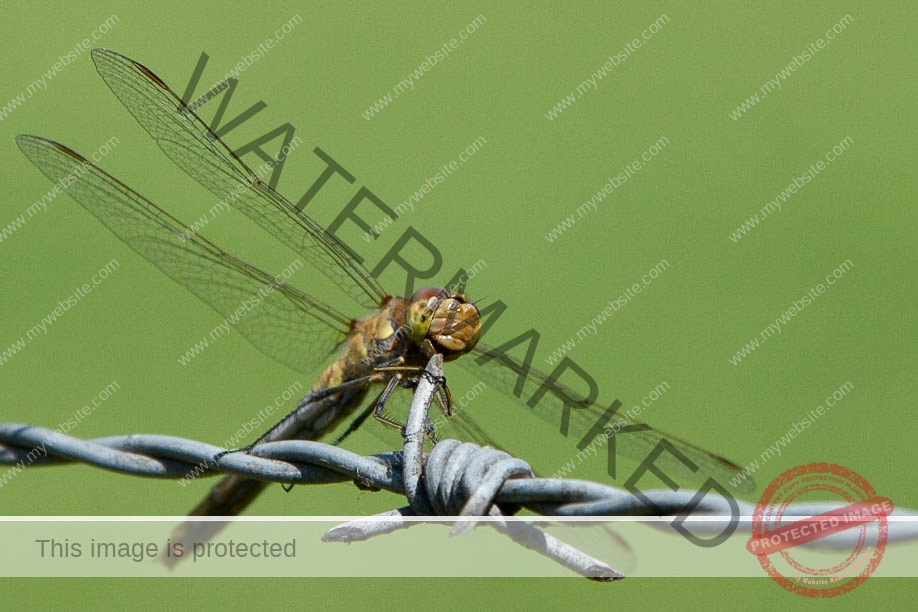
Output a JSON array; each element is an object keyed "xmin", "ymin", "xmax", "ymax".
[{"xmin": 2, "ymin": 356, "xmax": 916, "ymax": 580}]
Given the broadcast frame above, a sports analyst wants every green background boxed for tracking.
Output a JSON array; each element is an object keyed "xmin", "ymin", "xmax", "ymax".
[{"xmin": 1, "ymin": 0, "xmax": 914, "ymax": 608}]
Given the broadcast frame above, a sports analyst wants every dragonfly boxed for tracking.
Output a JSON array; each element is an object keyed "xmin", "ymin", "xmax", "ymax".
[{"xmin": 17, "ymin": 49, "xmax": 753, "ymax": 557}]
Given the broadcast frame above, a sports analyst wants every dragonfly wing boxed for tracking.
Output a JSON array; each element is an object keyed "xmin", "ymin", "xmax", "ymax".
[
  {"xmin": 459, "ymin": 343, "xmax": 754, "ymax": 493},
  {"xmin": 90, "ymin": 48, "xmax": 388, "ymax": 310},
  {"xmin": 17, "ymin": 135, "xmax": 350, "ymax": 374},
  {"xmin": 432, "ymin": 402, "xmax": 510, "ymax": 452}
]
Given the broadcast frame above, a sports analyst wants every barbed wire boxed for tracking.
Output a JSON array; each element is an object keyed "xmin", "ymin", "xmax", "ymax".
[{"xmin": 2, "ymin": 356, "xmax": 916, "ymax": 579}]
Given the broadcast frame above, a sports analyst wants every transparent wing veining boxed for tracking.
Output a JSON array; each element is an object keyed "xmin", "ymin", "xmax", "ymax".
[
  {"xmin": 90, "ymin": 48, "xmax": 387, "ymax": 310},
  {"xmin": 16, "ymin": 135, "xmax": 351, "ymax": 374},
  {"xmin": 459, "ymin": 342, "xmax": 755, "ymax": 493}
]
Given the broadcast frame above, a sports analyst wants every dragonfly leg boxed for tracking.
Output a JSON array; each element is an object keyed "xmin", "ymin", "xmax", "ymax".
[
  {"xmin": 408, "ymin": 367, "xmax": 452, "ymax": 419},
  {"xmin": 372, "ymin": 374, "xmax": 407, "ymax": 432},
  {"xmin": 425, "ymin": 418, "xmax": 440, "ymax": 444},
  {"xmin": 374, "ymin": 356, "xmax": 406, "ymax": 369},
  {"xmin": 299, "ymin": 372, "xmax": 388, "ymax": 403},
  {"xmin": 375, "ymin": 366, "xmax": 452, "ymax": 437},
  {"xmin": 377, "ymin": 365, "xmax": 447, "ymax": 388},
  {"xmin": 330, "ymin": 403, "xmax": 375, "ymax": 447},
  {"xmin": 375, "ymin": 364, "xmax": 448, "ymax": 395},
  {"xmin": 372, "ymin": 365, "xmax": 425, "ymax": 375},
  {"xmin": 422, "ymin": 373, "xmax": 450, "ymax": 443},
  {"xmin": 420, "ymin": 338, "xmax": 438, "ymax": 358},
  {"xmin": 435, "ymin": 383, "xmax": 453, "ymax": 418},
  {"xmin": 338, "ymin": 371, "xmax": 448, "ymax": 445},
  {"xmin": 335, "ymin": 368, "xmax": 447, "ymax": 447}
]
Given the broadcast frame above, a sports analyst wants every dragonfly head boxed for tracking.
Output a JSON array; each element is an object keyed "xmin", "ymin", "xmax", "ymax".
[{"xmin": 406, "ymin": 287, "xmax": 481, "ymax": 359}]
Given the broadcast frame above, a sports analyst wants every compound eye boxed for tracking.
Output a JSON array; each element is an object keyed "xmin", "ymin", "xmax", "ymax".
[{"xmin": 411, "ymin": 286, "xmax": 449, "ymax": 302}]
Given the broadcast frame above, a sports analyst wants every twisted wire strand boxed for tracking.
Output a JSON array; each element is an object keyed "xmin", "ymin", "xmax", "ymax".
[
  {"xmin": 3, "ymin": 422, "xmax": 918, "ymax": 572},
  {"xmin": 2, "ymin": 359, "xmax": 916, "ymax": 579}
]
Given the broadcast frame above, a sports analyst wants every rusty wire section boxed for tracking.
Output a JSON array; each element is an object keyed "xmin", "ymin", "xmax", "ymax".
[{"xmin": 2, "ymin": 356, "xmax": 916, "ymax": 580}]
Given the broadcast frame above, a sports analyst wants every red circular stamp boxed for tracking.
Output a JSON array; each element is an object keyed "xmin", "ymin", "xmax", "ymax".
[{"xmin": 747, "ymin": 462, "xmax": 891, "ymax": 598}]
